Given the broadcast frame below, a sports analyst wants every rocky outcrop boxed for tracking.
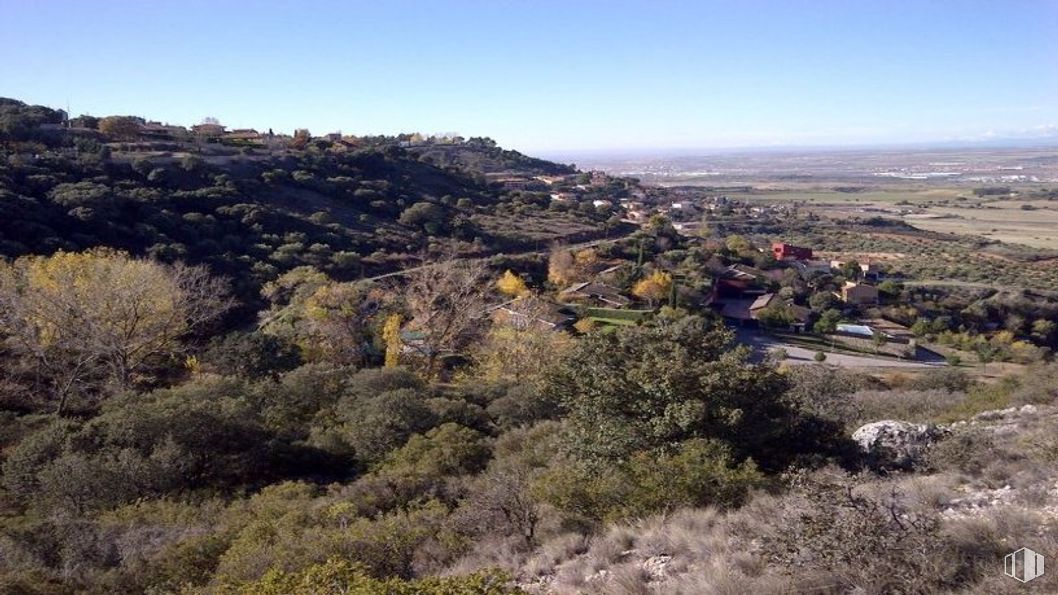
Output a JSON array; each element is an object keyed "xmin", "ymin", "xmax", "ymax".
[
  {"xmin": 948, "ymin": 404, "xmax": 1040, "ymax": 436},
  {"xmin": 852, "ymin": 420, "xmax": 945, "ymax": 469}
]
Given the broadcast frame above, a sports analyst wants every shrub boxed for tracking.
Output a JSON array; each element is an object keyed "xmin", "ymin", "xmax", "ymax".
[
  {"xmin": 905, "ymin": 368, "xmax": 973, "ymax": 392},
  {"xmin": 763, "ymin": 473, "xmax": 952, "ymax": 593},
  {"xmin": 222, "ymin": 558, "xmax": 523, "ymax": 595},
  {"xmin": 201, "ymin": 331, "xmax": 303, "ymax": 379},
  {"xmin": 550, "ymin": 315, "xmax": 833, "ymax": 471},
  {"xmin": 533, "ymin": 440, "xmax": 764, "ymax": 523},
  {"xmin": 783, "ymin": 365, "xmax": 874, "ymax": 426},
  {"xmin": 851, "ymin": 389, "xmax": 966, "ymax": 425},
  {"xmin": 926, "ymin": 429, "xmax": 997, "ymax": 476}
]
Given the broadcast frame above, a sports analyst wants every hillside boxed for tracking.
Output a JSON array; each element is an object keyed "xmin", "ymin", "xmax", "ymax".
[{"xmin": 0, "ymin": 98, "xmax": 627, "ymax": 302}]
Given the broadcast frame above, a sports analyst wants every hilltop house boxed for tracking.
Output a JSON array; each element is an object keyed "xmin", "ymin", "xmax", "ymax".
[
  {"xmin": 747, "ymin": 293, "xmax": 810, "ymax": 332},
  {"xmin": 220, "ymin": 129, "xmax": 264, "ymax": 147},
  {"xmin": 191, "ymin": 123, "xmax": 226, "ymax": 140},
  {"xmin": 831, "ymin": 259, "xmax": 885, "ymax": 281},
  {"xmin": 710, "ymin": 264, "xmax": 768, "ymax": 300},
  {"xmin": 139, "ymin": 122, "xmax": 188, "ymax": 142},
  {"xmin": 791, "ymin": 259, "xmax": 833, "ymax": 278}
]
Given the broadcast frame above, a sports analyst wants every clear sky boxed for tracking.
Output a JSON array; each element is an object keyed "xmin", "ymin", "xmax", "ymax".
[{"xmin": 2, "ymin": 0, "xmax": 1057, "ymax": 153}]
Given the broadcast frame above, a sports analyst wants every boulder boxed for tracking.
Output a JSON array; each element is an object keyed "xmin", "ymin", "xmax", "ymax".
[{"xmin": 852, "ymin": 420, "xmax": 944, "ymax": 469}]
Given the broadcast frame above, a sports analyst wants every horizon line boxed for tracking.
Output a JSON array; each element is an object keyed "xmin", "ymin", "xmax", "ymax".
[{"xmin": 532, "ymin": 138, "xmax": 1058, "ymax": 159}]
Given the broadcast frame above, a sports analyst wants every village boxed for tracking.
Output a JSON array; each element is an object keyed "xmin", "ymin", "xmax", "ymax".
[{"xmin": 460, "ymin": 214, "xmax": 936, "ymax": 370}]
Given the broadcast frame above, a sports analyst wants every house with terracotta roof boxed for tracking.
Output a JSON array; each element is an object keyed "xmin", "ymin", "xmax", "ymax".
[
  {"xmin": 488, "ymin": 297, "xmax": 576, "ymax": 331},
  {"xmin": 840, "ymin": 281, "xmax": 880, "ymax": 305},
  {"xmin": 139, "ymin": 122, "xmax": 189, "ymax": 142},
  {"xmin": 191, "ymin": 123, "xmax": 226, "ymax": 140},
  {"xmin": 220, "ymin": 129, "xmax": 264, "ymax": 147},
  {"xmin": 560, "ymin": 282, "xmax": 631, "ymax": 308}
]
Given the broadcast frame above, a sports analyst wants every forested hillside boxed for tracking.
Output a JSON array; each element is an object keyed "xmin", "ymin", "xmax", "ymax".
[{"xmin": 0, "ymin": 98, "xmax": 616, "ymax": 305}]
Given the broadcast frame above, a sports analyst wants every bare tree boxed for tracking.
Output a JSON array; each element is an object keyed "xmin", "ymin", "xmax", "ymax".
[{"xmin": 400, "ymin": 256, "xmax": 490, "ymax": 378}]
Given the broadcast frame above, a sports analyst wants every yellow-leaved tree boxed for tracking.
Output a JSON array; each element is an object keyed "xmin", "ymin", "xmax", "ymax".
[
  {"xmin": 0, "ymin": 249, "xmax": 232, "ymax": 413},
  {"xmin": 548, "ymin": 247, "xmax": 600, "ymax": 287},
  {"xmin": 632, "ymin": 270, "xmax": 672, "ymax": 307},
  {"xmin": 496, "ymin": 270, "xmax": 529, "ymax": 297},
  {"xmin": 474, "ymin": 306, "xmax": 573, "ymax": 387},
  {"xmin": 382, "ymin": 313, "xmax": 403, "ymax": 368},
  {"xmin": 547, "ymin": 247, "xmax": 575, "ymax": 286}
]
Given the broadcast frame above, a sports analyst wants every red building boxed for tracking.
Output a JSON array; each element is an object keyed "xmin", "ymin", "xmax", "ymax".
[{"xmin": 772, "ymin": 242, "xmax": 813, "ymax": 261}]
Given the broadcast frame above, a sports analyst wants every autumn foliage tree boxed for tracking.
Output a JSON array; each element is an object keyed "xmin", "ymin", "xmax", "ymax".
[
  {"xmin": 0, "ymin": 249, "xmax": 232, "ymax": 413},
  {"xmin": 632, "ymin": 270, "xmax": 672, "ymax": 307},
  {"xmin": 547, "ymin": 247, "xmax": 575, "ymax": 286},
  {"xmin": 382, "ymin": 313, "xmax": 402, "ymax": 368},
  {"xmin": 291, "ymin": 128, "xmax": 311, "ymax": 149},
  {"xmin": 496, "ymin": 270, "xmax": 529, "ymax": 297},
  {"xmin": 474, "ymin": 298, "xmax": 573, "ymax": 387},
  {"xmin": 547, "ymin": 247, "xmax": 599, "ymax": 286}
]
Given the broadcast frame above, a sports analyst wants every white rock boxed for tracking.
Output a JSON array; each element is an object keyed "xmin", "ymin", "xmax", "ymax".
[{"xmin": 852, "ymin": 420, "xmax": 944, "ymax": 468}]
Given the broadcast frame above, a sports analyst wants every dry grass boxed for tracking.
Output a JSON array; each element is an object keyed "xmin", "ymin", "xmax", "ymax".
[
  {"xmin": 851, "ymin": 388, "xmax": 967, "ymax": 425},
  {"xmin": 445, "ymin": 365, "xmax": 1058, "ymax": 594},
  {"xmin": 482, "ymin": 399, "xmax": 1058, "ymax": 594},
  {"xmin": 909, "ymin": 201, "xmax": 1058, "ymax": 250}
]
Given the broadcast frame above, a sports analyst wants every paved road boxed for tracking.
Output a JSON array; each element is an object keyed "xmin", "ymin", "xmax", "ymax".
[{"xmin": 735, "ymin": 328, "xmax": 944, "ymax": 369}]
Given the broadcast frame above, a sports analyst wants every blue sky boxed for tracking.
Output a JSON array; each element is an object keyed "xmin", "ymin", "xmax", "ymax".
[{"xmin": 2, "ymin": 0, "xmax": 1057, "ymax": 153}]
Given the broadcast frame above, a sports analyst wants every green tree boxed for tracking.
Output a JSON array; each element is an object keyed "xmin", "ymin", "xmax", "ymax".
[
  {"xmin": 809, "ymin": 291, "xmax": 839, "ymax": 312},
  {"xmin": 200, "ymin": 331, "xmax": 302, "ymax": 378},
  {"xmin": 756, "ymin": 304, "xmax": 794, "ymax": 329},
  {"xmin": 814, "ymin": 309, "xmax": 842, "ymax": 335},
  {"xmin": 1032, "ymin": 319, "xmax": 1056, "ymax": 344},
  {"xmin": 549, "ymin": 315, "xmax": 832, "ymax": 470},
  {"xmin": 98, "ymin": 115, "xmax": 141, "ymax": 140},
  {"xmin": 398, "ymin": 202, "xmax": 445, "ymax": 233},
  {"xmin": 910, "ymin": 318, "xmax": 931, "ymax": 338},
  {"xmin": 840, "ymin": 260, "xmax": 862, "ymax": 281}
]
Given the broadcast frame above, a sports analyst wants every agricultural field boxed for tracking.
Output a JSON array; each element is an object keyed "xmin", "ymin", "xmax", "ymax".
[
  {"xmin": 736, "ymin": 187, "xmax": 963, "ymax": 206},
  {"xmin": 905, "ymin": 200, "xmax": 1058, "ymax": 249}
]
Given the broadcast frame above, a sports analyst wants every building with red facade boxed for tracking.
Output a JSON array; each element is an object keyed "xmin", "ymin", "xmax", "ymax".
[{"xmin": 772, "ymin": 242, "xmax": 813, "ymax": 261}]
